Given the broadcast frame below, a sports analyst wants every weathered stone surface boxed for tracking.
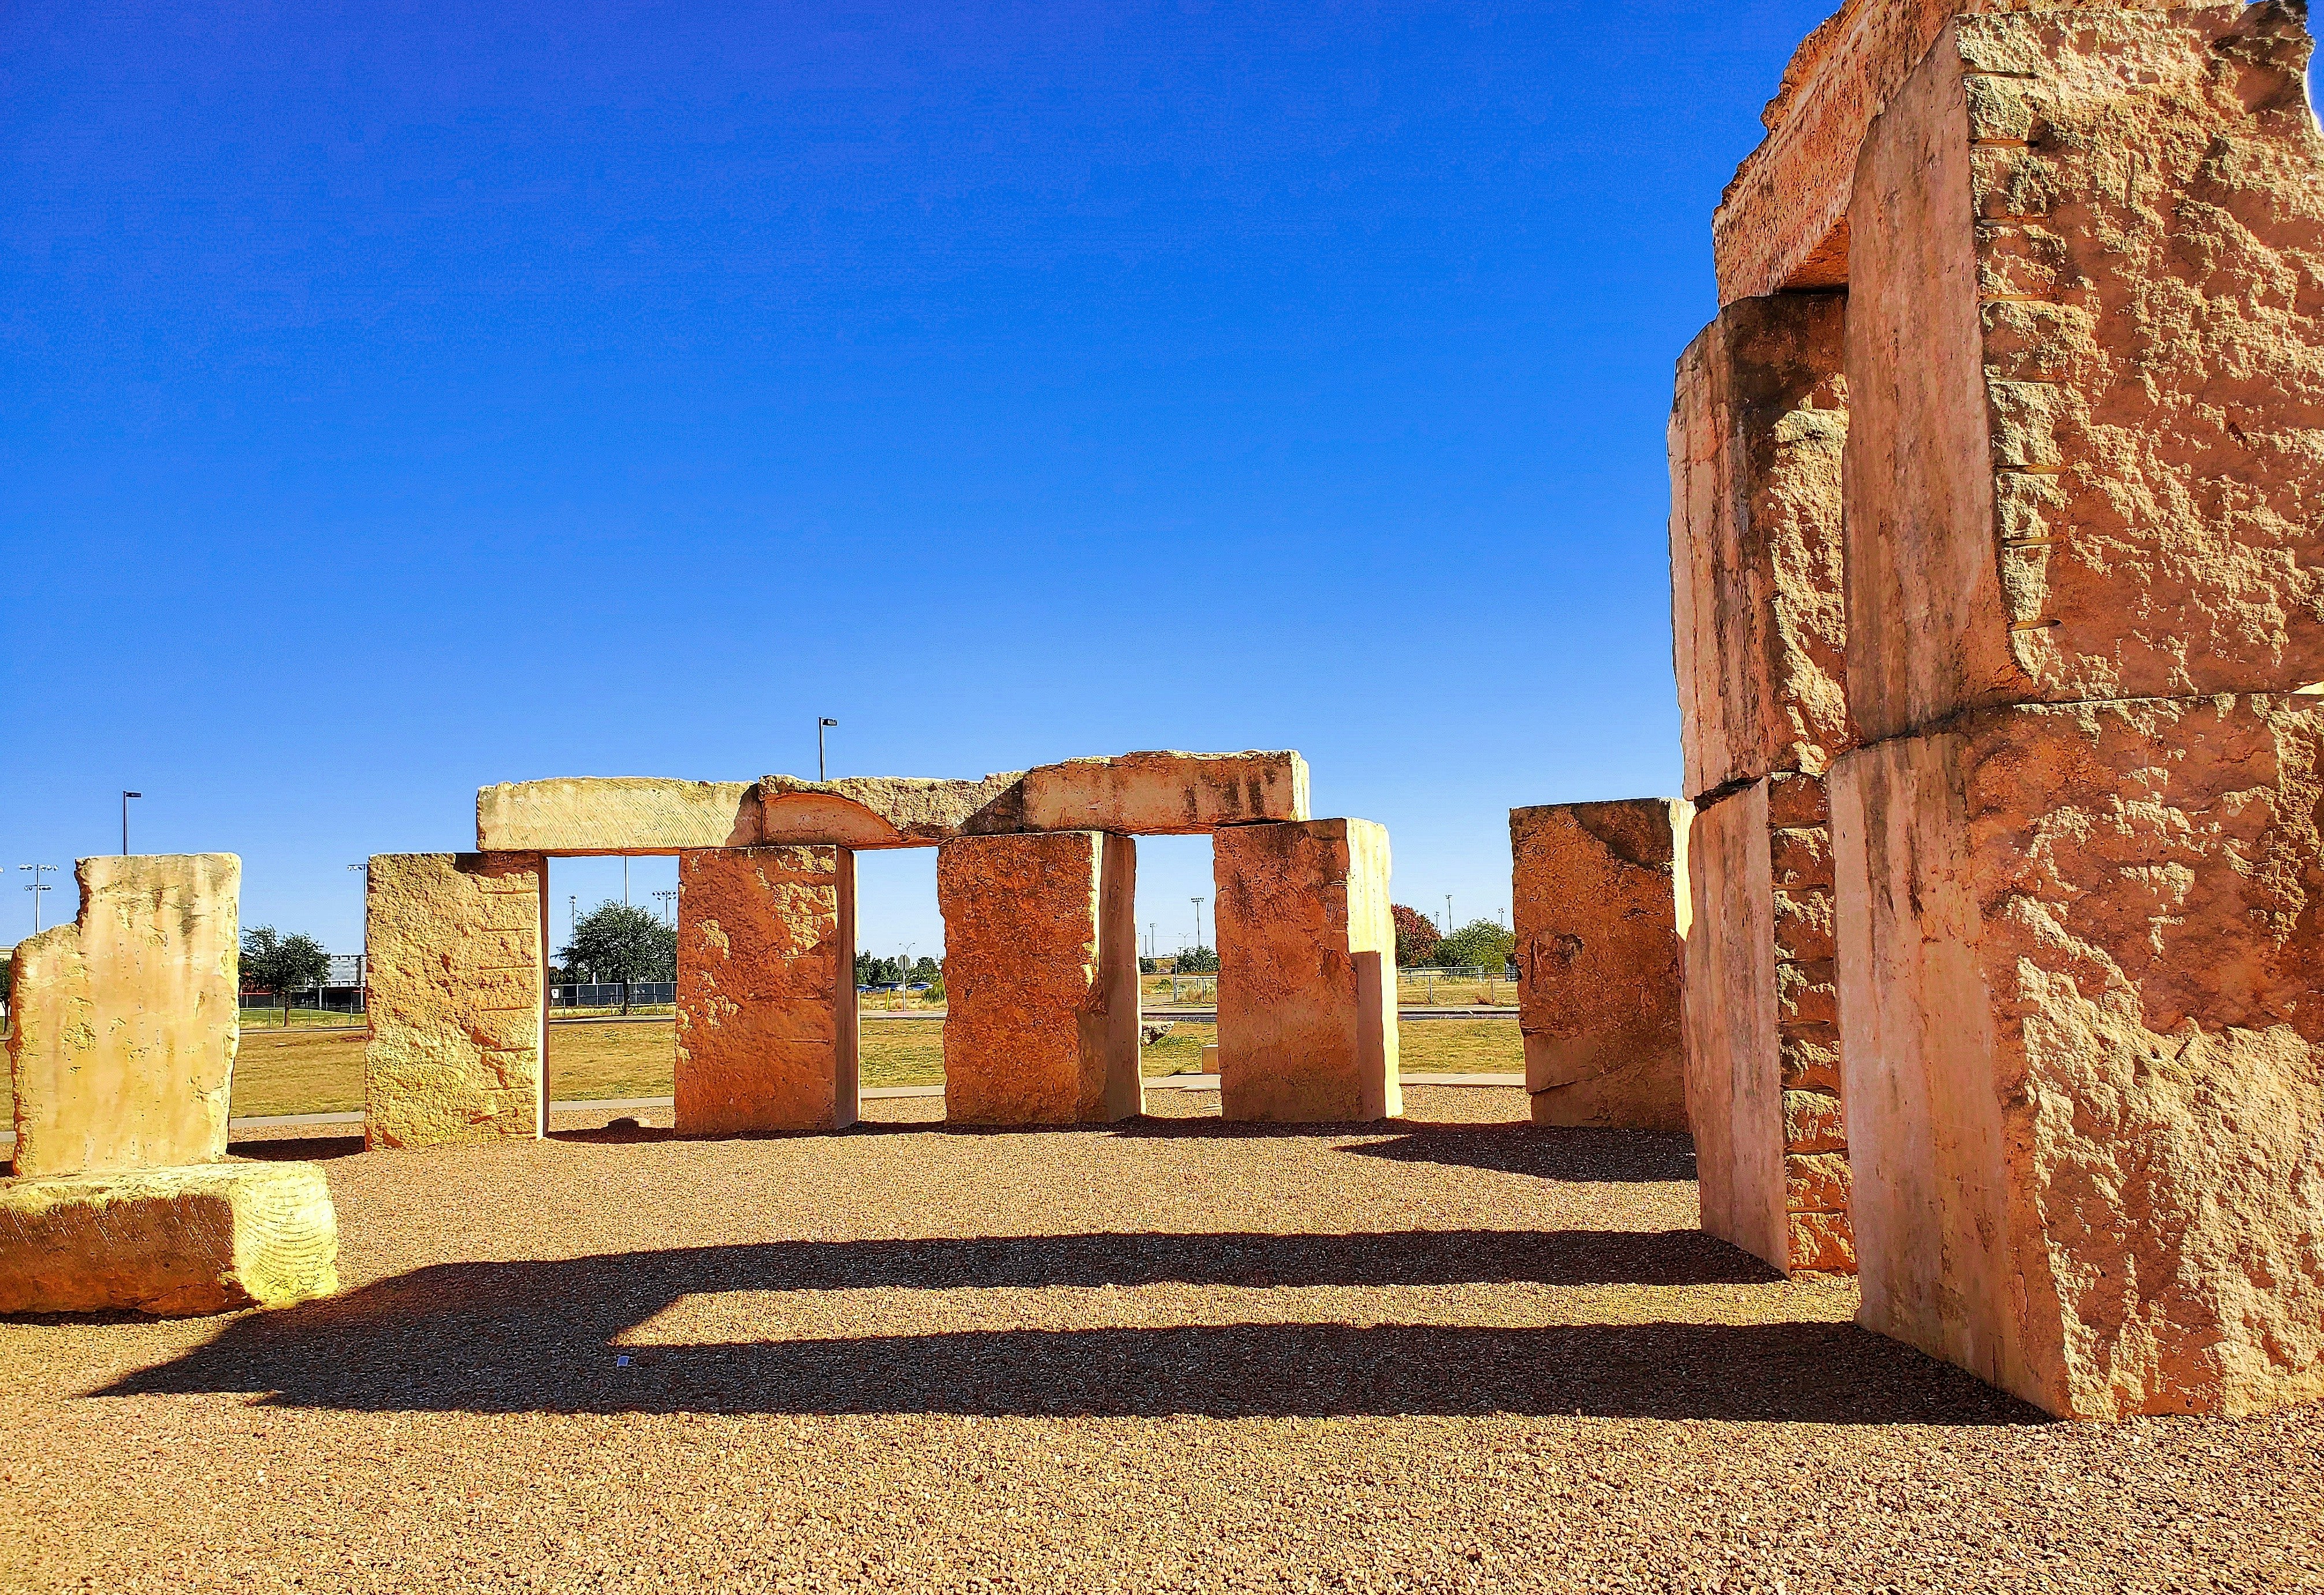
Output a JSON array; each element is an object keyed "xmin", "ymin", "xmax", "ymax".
[
  {"xmin": 365, "ymin": 853, "xmax": 546, "ymax": 1150},
  {"xmin": 0, "ymin": 1161, "xmax": 339, "ymax": 1316},
  {"xmin": 1214, "ymin": 820, "xmax": 1399, "ymax": 1124},
  {"xmin": 674, "ymin": 846, "xmax": 858, "ymax": 1135},
  {"xmin": 1670, "ymin": 293, "xmax": 1852, "ymax": 798},
  {"xmin": 8, "ymin": 856, "xmax": 240, "ymax": 1178},
  {"xmin": 1683, "ymin": 780, "xmax": 1855, "ymax": 1277},
  {"xmin": 937, "ymin": 832, "xmax": 1141, "ymax": 1126},
  {"xmin": 1509, "ymin": 801, "xmax": 1690, "ymax": 1131},
  {"xmin": 1713, "ymin": 0, "xmax": 2221, "ymax": 304},
  {"xmin": 477, "ymin": 779, "xmax": 758, "ymax": 854},
  {"xmin": 1846, "ymin": 3, "xmax": 2324, "ymax": 744},
  {"xmin": 1832, "ymin": 693, "xmax": 2324, "ymax": 1417},
  {"xmin": 1010, "ymin": 750, "xmax": 1310, "ymax": 835},
  {"xmin": 760, "ymin": 773, "xmax": 1025, "ymax": 849}
]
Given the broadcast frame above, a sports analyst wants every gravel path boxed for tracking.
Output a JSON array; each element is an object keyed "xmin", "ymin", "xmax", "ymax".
[{"xmin": 3, "ymin": 1088, "xmax": 2318, "ymax": 1593}]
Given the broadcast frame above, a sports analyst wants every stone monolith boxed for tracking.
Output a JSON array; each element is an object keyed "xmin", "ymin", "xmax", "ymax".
[
  {"xmin": 1509, "ymin": 801, "xmax": 1690, "ymax": 1131},
  {"xmin": 7, "ymin": 854, "xmax": 241, "ymax": 1178},
  {"xmin": 477, "ymin": 778, "xmax": 760, "ymax": 854},
  {"xmin": 1670, "ymin": 293, "xmax": 1851, "ymax": 798},
  {"xmin": 1214, "ymin": 819, "xmax": 1399, "ymax": 1122},
  {"xmin": 674, "ymin": 845, "xmax": 859, "ymax": 1133},
  {"xmin": 1832, "ymin": 692, "xmax": 2324, "ymax": 1418},
  {"xmin": 0, "ymin": 1160, "xmax": 340, "ymax": 1316},
  {"xmin": 1845, "ymin": 2, "xmax": 2324, "ymax": 745},
  {"xmin": 937, "ymin": 831, "xmax": 1142, "ymax": 1125},
  {"xmin": 365, "ymin": 853, "xmax": 547, "ymax": 1149}
]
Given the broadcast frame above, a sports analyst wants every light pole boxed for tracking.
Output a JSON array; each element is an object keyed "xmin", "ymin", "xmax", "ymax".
[
  {"xmin": 818, "ymin": 717, "xmax": 839, "ymax": 781},
  {"xmin": 348, "ymin": 865, "xmax": 367, "ymax": 1005},
  {"xmin": 568, "ymin": 895, "xmax": 578, "ymax": 943},
  {"xmin": 120, "ymin": 792, "xmax": 142, "ymax": 856},
  {"xmin": 653, "ymin": 889, "xmax": 677, "ymax": 925},
  {"xmin": 19, "ymin": 864, "xmax": 57, "ymax": 935},
  {"xmin": 1191, "ymin": 896, "xmax": 1206, "ymax": 953},
  {"xmin": 623, "ymin": 857, "xmax": 630, "ymax": 906},
  {"xmin": 1444, "ymin": 894, "xmax": 1453, "ymax": 937}
]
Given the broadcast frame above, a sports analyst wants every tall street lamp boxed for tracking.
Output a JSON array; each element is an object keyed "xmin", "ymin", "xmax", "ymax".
[
  {"xmin": 1191, "ymin": 896, "xmax": 1206, "ymax": 953},
  {"xmin": 120, "ymin": 792, "xmax": 142, "ymax": 856},
  {"xmin": 818, "ymin": 717, "xmax": 839, "ymax": 781},
  {"xmin": 19, "ymin": 864, "xmax": 58, "ymax": 935}
]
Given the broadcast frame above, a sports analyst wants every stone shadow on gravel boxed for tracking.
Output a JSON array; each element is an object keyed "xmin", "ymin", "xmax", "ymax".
[
  {"xmin": 1340, "ymin": 1127, "xmax": 1697, "ymax": 1184},
  {"xmin": 101, "ymin": 1229, "xmax": 2038, "ymax": 1425},
  {"xmin": 227, "ymin": 1135, "xmax": 368, "ymax": 1163}
]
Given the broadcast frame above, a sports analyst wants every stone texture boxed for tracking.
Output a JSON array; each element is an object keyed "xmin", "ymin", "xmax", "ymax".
[
  {"xmin": 674, "ymin": 846, "xmax": 858, "ymax": 1135},
  {"xmin": 477, "ymin": 779, "xmax": 759, "ymax": 854},
  {"xmin": 1508, "ymin": 801, "xmax": 1690, "ymax": 1132},
  {"xmin": 1846, "ymin": 3, "xmax": 2324, "ymax": 745},
  {"xmin": 364, "ymin": 853, "xmax": 547, "ymax": 1150},
  {"xmin": 7, "ymin": 855, "xmax": 240, "ymax": 1178},
  {"xmin": 1831, "ymin": 692, "xmax": 2324, "ymax": 1417},
  {"xmin": 760, "ymin": 774, "xmax": 1025, "ymax": 849},
  {"xmin": 0, "ymin": 1160, "xmax": 339, "ymax": 1316},
  {"xmin": 1670, "ymin": 293, "xmax": 1853, "ymax": 798},
  {"xmin": 1713, "ymin": 0, "xmax": 2222, "ymax": 304},
  {"xmin": 1214, "ymin": 820, "xmax": 1399, "ymax": 1124},
  {"xmin": 1683, "ymin": 780, "xmax": 1855, "ymax": 1277},
  {"xmin": 936, "ymin": 832, "xmax": 1141, "ymax": 1126}
]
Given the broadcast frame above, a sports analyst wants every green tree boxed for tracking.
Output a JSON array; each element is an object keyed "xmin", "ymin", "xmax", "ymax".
[
  {"xmin": 1174, "ymin": 945, "xmax": 1219, "ymax": 973},
  {"xmin": 241, "ymin": 925, "xmax": 333, "ymax": 1027},
  {"xmin": 561, "ymin": 902, "xmax": 675, "ymax": 1014},
  {"xmin": 1391, "ymin": 904, "xmax": 1442, "ymax": 968},
  {"xmin": 1434, "ymin": 918, "xmax": 1516, "ymax": 973}
]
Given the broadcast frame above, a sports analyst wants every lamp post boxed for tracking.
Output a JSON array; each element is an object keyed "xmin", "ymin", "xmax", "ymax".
[
  {"xmin": 818, "ymin": 717, "xmax": 839, "ymax": 781},
  {"xmin": 120, "ymin": 792, "xmax": 142, "ymax": 856},
  {"xmin": 19, "ymin": 864, "xmax": 57, "ymax": 935},
  {"xmin": 653, "ymin": 889, "xmax": 677, "ymax": 925},
  {"xmin": 1444, "ymin": 894, "xmax": 1453, "ymax": 937},
  {"xmin": 1191, "ymin": 896, "xmax": 1206, "ymax": 954}
]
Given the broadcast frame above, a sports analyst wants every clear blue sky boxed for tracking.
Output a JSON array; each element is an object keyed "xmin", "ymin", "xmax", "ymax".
[{"xmin": 3, "ymin": 0, "xmax": 1828, "ymax": 961}]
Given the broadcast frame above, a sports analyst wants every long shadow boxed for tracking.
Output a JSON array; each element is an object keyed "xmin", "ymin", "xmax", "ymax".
[
  {"xmin": 228, "ymin": 1135, "xmax": 368, "ymax": 1163},
  {"xmin": 1341, "ymin": 1126, "xmax": 1697, "ymax": 1184},
  {"xmin": 92, "ymin": 1230, "xmax": 2041, "ymax": 1425}
]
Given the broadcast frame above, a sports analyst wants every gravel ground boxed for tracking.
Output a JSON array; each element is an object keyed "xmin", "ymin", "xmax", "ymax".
[{"xmin": 3, "ymin": 1087, "xmax": 2319, "ymax": 1594}]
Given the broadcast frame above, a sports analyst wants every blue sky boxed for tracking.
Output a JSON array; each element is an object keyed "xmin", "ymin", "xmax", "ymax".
[{"xmin": 3, "ymin": 0, "xmax": 1830, "ymax": 961}]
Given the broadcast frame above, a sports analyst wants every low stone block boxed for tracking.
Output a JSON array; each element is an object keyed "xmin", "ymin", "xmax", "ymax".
[
  {"xmin": 365, "ymin": 853, "xmax": 546, "ymax": 1149},
  {"xmin": 674, "ymin": 846, "xmax": 858, "ymax": 1134},
  {"xmin": 1508, "ymin": 801, "xmax": 1690, "ymax": 1131},
  {"xmin": 1832, "ymin": 692, "xmax": 2324, "ymax": 1417},
  {"xmin": 1214, "ymin": 820, "xmax": 1399, "ymax": 1123},
  {"xmin": 0, "ymin": 1161, "xmax": 339, "ymax": 1317},
  {"xmin": 477, "ymin": 778, "xmax": 759, "ymax": 853},
  {"xmin": 937, "ymin": 832, "xmax": 1141, "ymax": 1126},
  {"xmin": 1846, "ymin": 3, "xmax": 2324, "ymax": 744},
  {"xmin": 8, "ymin": 856, "xmax": 240, "ymax": 1178},
  {"xmin": 1669, "ymin": 293, "xmax": 1851, "ymax": 798}
]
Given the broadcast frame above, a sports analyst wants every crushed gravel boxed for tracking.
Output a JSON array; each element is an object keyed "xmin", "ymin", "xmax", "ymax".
[{"xmin": 2, "ymin": 1086, "xmax": 2318, "ymax": 1593}]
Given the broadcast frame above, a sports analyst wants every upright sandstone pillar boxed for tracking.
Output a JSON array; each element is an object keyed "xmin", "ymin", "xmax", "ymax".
[
  {"xmin": 937, "ymin": 831, "xmax": 1141, "ymax": 1125},
  {"xmin": 7, "ymin": 855, "xmax": 241, "ymax": 1177},
  {"xmin": 674, "ymin": 845, "xmax": 858, "ymax": 1133},
  {"xmin": 1832, "ymin": 694, "xmax": 2324, "ymax": 1419},
  {"xmin": 1683, "ymin": 776, "xmax": 1853, "ymax": 1276},
  {"xmin": 1670, "ymin": 287, "xmax": 1855, "ymax": 1275},
  {"xmin": 1214, "ymin": 819, "xmax": 1399, "ymax": 1123},
  {"xmin": 365, "ymin": 853, "xmax": 548, "ymax": 1149},
  {"xmin": 1509, "ymin": 801, "xmax": 1690, "ymax": 1131},
  {"xmin": 1845, "ymin": 2, "xmax": 2324, "ymax": 746}
]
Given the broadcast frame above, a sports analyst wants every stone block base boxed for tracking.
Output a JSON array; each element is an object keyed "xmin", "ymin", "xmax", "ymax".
[
  {"xmin": 1511, "ymin": 801, "xmax": 1690, "ymax": 1132},
  {"xmin": 675, "ymin": 846, "xmax": 859, "ymax": 1133},
  {"xmin": 938, "ymin": 831, "xmax": 1141, "ymax": 1125},
  {"xmin": 1215, "ymin": 820, "xmax": 1399, "ymax": 1123},
  {"xmin": 1834, "ymin": 694, "xmax": 2324, "ymax": 1417},
  {"xmin": 0, "ymin": 1161, "xmax": 340, "ymax": 1317}
]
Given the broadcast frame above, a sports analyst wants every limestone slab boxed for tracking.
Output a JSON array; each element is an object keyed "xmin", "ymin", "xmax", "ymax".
[
  {"xmin": 0, "ymin": 1160, "xmax": 339, "ymax": 1316},
  {"xmin": 674, "ymin": 846, "xmax": 858, "ymax": 1135},
  {"xmin": 1670, "ymin": 293, "xmax": 1852, "ymax": 798},
  {"xmin": 477, "ymin": 778, "xmax": 759, "ymax": 854},
  {"xmin": 1846, "ymin": 3, "xmax": 2324, "ymax": 743},
  {"xmin": 1832, "ymin": 693, "xmax": 2324, "ymax": 1417},
  {"xmin": 937, "ymin": 831, "xmax": 1141, "ymax": 1126},
  {"xmin": 364, "ymin": 853, "xmax": 547, "ymax": 1149},
  {"xmin": 1713, "ymin": 0, "xmax": 2219, "ymax": 303},
  {"xmin": 1214, "ymin": 819, "xmax": 1399, "ymax": 1124},
  {"xmin": 8, "ymin": 855, "xmax": 240, "ymax": 1178},
  {"xmin": 1509, "ymin": 801, "xmax": 1690, "ymax": 1131}
]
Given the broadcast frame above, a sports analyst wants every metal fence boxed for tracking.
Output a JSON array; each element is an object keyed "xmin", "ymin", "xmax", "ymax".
[
  {"xmin": 241, "ymin": 985, "xmax": 368, "ymax": 1016},
  {"xmin": 551, "ymin": 982, "xmax": 676, "ymax": 1009}
]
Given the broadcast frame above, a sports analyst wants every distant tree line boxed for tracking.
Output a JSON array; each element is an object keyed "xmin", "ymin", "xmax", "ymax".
[
  {"xmin": 554, "ymin": 902, "xmax": 676, "ymax": 1014},
  {"xmin": 241, "ymin": 926, "xmax": 333, "ymax": 1027},
  {"xmin": 1392, "ymin": 905, "xmax": 1515, "ymax": 972}
]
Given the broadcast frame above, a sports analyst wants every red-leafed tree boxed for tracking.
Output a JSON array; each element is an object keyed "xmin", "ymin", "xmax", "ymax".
[{"xmin": 1391, "ymin": 904, "xmax": 1441, "ymax": 968}]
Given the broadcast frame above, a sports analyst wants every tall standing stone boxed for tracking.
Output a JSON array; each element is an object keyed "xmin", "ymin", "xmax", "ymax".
[
  {"xmin": 1214, "ymin": 819, "xmax": 1399, "ymax": 1123},
  {"xmin": 365, "ymin": 852, "xmax": 548, "ymax": 1149},
  {"xmin": 674, "ymin": 845, "xmax": 859, "ymax": 1134},
  {"xmin": 937, "ymin": 831, "xmax": 1141, "ymax": 1125},
  {"xmin": 7, "ymin": 855, "xmax": 241, "ymax": 1177},
  {"xmin": 1832, "ymin": 694, "xmax": 2324, "ymax": 1418},
  {"xmin": 1845, "ymin": 2, "xmax": 2324, "ymax": 746},
  {"xmin": 1508, "ymin": 801, "xmax": 1690, "ymax": 1131}
]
